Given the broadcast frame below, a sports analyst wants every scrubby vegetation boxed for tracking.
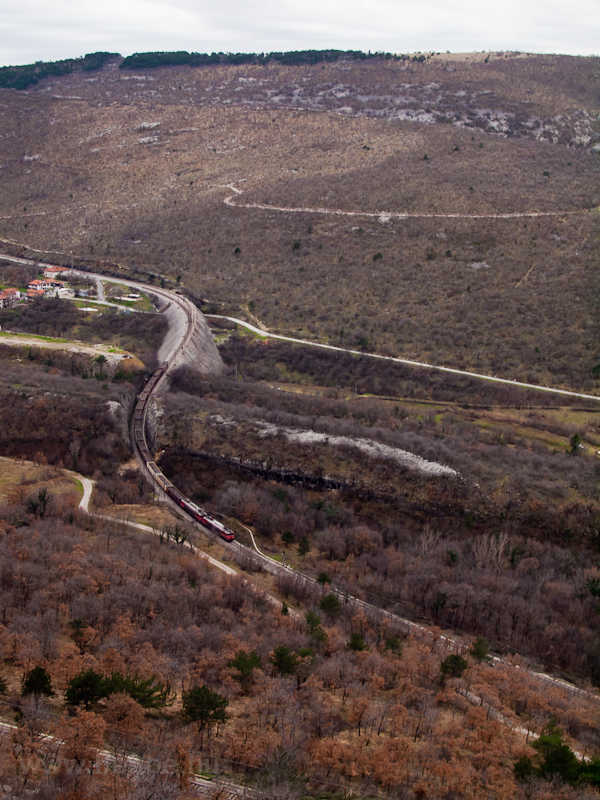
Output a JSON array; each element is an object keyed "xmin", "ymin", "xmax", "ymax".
[
  {"xmin": 0, "ymin": 371, "xmax": 132, "ymax": 473},
  {"xmin": 157, "ymin": 365, "xmax": 600, "ymax": 682},
  {"xmin": 216, "ymin": 333, "xmax": 587, "ymax": 406},
  {"xmin": 2, "ymin": 486, "xmax": 600, "ymax": 798},
  {"xmin": 0, "ymin": 54, "xmax": 598, "ymax": 388}
]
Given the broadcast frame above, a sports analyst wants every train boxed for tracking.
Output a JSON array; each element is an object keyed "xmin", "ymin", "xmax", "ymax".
[
  {"xmin": 134, "ymin": 367, "xmax": 235, "ymax": 544},
  {"xmin": 164, "ymin": 484, "xmax": 235, "ymax": 542}
]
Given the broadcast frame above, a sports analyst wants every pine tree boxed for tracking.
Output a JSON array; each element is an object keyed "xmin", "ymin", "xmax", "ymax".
[
  {"xmin": 297, "ymin": 535, "xmax": 311, "ymax": 557},
  {"xmin": 21, "ymin": 666, "xmax": 55, "ymax": 700}
]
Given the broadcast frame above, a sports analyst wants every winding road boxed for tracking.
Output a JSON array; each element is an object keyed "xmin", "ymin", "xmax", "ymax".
[
  {"xmin": 0, "ymin": 456, "xmax": 238, "ymax": 573},
  {"xmin": 209, "ymin": 314, "xmax": 600, "ymax": 403},
  {"xmin": 2, "ymin": 250, "xmax": 599, "ymax": 401},
  {"xmin": 2, "ymin": 251, "xmax": 600, "ymax": 792},
  {"xmin": 222, "ymin": 182, "xmax": 591, "ymax": 220}
]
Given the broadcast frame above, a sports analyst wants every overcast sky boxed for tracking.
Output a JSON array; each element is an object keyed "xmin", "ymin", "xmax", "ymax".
[{"xmin": 1, "ymin": 0, "xmax": 598, "ymax": 67}]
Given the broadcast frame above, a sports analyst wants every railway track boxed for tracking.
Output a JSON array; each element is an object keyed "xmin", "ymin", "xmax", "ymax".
[
  {"xmin": 121, "ymin": 274, "xmax": 600, "ymax": 708},
  {"xmin": 0, "ymin": 720, "xmax": 256, "ymax": 799}
]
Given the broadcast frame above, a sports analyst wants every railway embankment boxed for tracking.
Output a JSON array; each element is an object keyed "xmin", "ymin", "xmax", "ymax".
[{"xmin": 155, "ymin": 292, "xmax": 224, "ymax": 375}]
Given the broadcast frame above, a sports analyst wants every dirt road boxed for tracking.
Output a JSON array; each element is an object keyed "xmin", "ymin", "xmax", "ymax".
[{"xmin": 0, "ymin": 333, "xmax": 127, "ymax": 360}]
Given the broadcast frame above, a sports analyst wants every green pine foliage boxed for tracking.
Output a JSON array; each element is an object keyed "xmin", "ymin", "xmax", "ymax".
[
  {"xmin": 0, "ymin": 53, "xmax": 119, "ymax": 90},
  {"xmin": 181, "ymin": 685, "xmax": 229, "ymax": 730},
  {"xmin": 21, "ymin": 666, "xmax": 55, "ymax": 699},
  {"xmin": 268, "ymin": 645, "xmax": 300, "ymax": 676},
  {"xmin": 120, "ymin": 49, "xmax": 401, "ymax": 72},
  {"xmin": 469, "ymin": 637, "xmax": 491, "ymax": 662},
  {"xmin": 440, "ymin": 654, "xmax": 468, "ymax": 679},
  {"xmin": 319, "ymin": 594, "xmax": 341, "ymax": 615},
  {"xmin": 346, "ymin": 633, "xmax": 368, "ymax": 652},
  {"xmin": 64, "ymin": 669, "xmax": 172, "ymax": 709},
  {"xmin": 228, "ymin": 650, "xmax": 262, "ymax": 692},
  {"xmin": 514, "ymin": 721, "xmax": 600, "ymax": 788}
]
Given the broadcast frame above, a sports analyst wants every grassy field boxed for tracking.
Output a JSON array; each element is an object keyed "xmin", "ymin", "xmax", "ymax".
[
  {"xmin": 0, "ymin": 458, "xmax": 81, "ymax": 503},
  {"xmin": 96, "ymin": 502, "xmax": 184, "ymax": 530},
  {"xmin": 72, "ymin": 299, "xmax": 102, "ymax": 310},
  {"xmin": 107, "ymin": 293, "xmax": 154, "ymax": 312},
  {"xmin": 0, "ymin": 330, "xmax": 69, "ymax": 343}
]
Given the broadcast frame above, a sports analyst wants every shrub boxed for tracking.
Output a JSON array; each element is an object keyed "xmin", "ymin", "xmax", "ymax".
[
  {"xmin": 269, "ymin": 645, "xmax": 300, "ymax": 675},
  {"xmin": 347, "ymin": 633, "xmax": 368, "ymax": 652}
]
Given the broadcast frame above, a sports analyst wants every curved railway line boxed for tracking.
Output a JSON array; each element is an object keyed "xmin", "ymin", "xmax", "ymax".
[
  {"xmin": 133, "ymin": 360, "xmax": 236, "ymax": 543},
  {"xmin": 127, "ymin": 284, "xmax": 599, "ymax": 708}
]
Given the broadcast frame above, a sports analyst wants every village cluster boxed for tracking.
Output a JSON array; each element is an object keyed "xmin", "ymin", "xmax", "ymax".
[{"xmin": 0, "ymin": 265, "xmax": 77, "ymax": 308}]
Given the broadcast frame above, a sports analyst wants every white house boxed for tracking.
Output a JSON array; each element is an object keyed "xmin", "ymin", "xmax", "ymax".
[{"xmin": 43, "ymin": 266, "xmax": 70, "ymax": 279}]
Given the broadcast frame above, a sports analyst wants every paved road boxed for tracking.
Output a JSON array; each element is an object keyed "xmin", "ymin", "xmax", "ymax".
[
  {"xmin": 94, "ymin": 275, "xmax": 106, "ymax": 302},
  {"xmin": 0, "ymin": 457, "xmax": 96, "ymax": 510},
  {"xmin": 96, "ymin": 511, "xmax": 238, "ymax": 577},
  {"xmin": 0, "ymin": 455, "xmax": 236, "ymax": 578},
  {"xmin": 5, "ymin": 249, "xmax": 597, "ymax": 403},
  {"xmin": 69, "ymin": 469, "xmax": 94, "ymax": 511},
  {"xmin": 209, "ymin": 314, "xmax": 600, "ymax": 403},
  {"xmin": 70, "ymin": 270, "xmax": 221, "ymax": 372},
  {"xmin": 0, "ymin": 253, "xmax": 222, "ymax": 373}
]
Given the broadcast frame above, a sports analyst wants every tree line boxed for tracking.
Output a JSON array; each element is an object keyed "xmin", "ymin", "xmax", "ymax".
[
  {"xmin": 119, "ymin": 49, "xmax": 403, "ymax": 71},
  {"xmin": 0, "ymin": 52, "xmax": 119, "ymax": 90}
]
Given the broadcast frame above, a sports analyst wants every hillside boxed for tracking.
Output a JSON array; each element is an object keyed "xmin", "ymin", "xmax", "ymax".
[
  {"xmin": 2, "ymin": 50, "xmax": 600, "ymax": 798},
  {"xmin": 0, "ymin": 52, "xmax": 598, "ymax": 388},
  {"xmin": 2, "ymin": 472, "xmax": 600, "ymax": 799}
]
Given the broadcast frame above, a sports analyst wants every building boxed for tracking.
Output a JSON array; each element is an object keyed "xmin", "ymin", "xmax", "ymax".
[
  {"xmin": 28, "ymin": 278, "xmax": 67, "ymax": 293},
  {"xmin": 0, "ymin": 288, "xmax": 21, "ymax": 308},
  {"xmin": 43, "ymin": 266, "xmax": 69, "ymax": 279}
]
